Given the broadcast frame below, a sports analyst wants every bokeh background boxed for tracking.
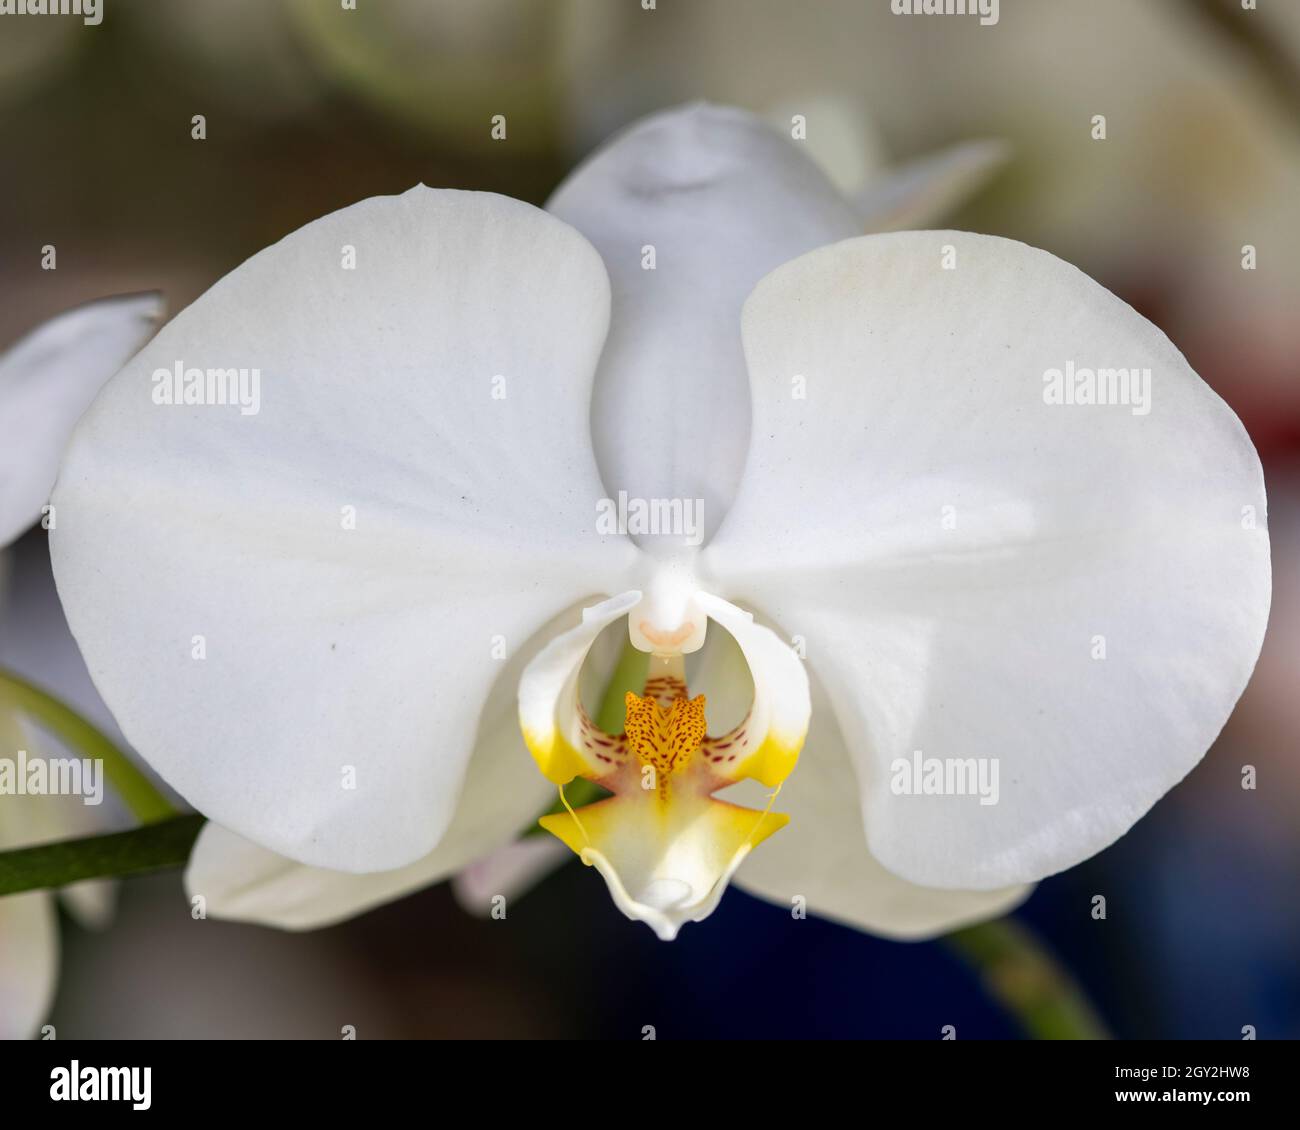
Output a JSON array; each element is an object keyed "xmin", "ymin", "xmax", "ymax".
[{"xmin": 1, "ymin": 0, "xmax": 1297, "ymax": 1038}]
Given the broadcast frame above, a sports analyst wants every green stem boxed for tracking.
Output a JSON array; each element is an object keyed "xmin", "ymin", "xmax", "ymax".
[
  {"xmin": 0, "ymin": 815, "xmax": 204, "ymax": 896},
  {"xmin": 0, "ymin": 666, "xmax": 176, "ymax": 825},
  {"xmin": 946, "ymin": 918, "xmax": 1110, "ymax": 1039}
]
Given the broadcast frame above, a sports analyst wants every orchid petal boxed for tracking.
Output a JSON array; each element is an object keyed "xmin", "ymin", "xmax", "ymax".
[
  {"xmin": 0, "ymin": 294, "xmax": 162, "ymax": 549},
  {"xmin": 763, "ymin": 95, "xmax": 886, "ymax": 196},
  {"xmin": 704, "ymin": 230, "xmax": 1270, "ymax": 890},
  {"xmin": 183, "ymin": 604, "xmax": 560, "ymax": 928},
  {"xmin": 52, "ymin": 188, "xmax": 640, "ymax": 872},
  {"xmin": 693, "ymin": 616, "xmax": 1024, "ymax": 936},
  {"xmin": 733, "ymin": 676, "xmax": 1030, "ymax": 938},
  {"xmin": 854, "ymin": 139, "xmax": 1009, "ymax": 232},
  {"xmin": 549, "ymin": 103, "xmax": 861, "ymax": 547}
]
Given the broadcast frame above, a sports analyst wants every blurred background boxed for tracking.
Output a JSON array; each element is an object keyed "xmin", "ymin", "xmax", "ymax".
[{"xmin": 2, "ymin": 0, "xmax": 1297, "ymax": 1038}]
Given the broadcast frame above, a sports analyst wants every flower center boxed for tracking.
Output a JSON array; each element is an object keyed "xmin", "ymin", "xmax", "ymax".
[
  {"xmin": 516, "ymin": 590, "xmax": 811, "ymax": 939},
  {"xmin": 534, "ymin": 655, "xmax": 788, "ymax": 940},
  {"xmin": 623, "ymin": 688, "xmax": 706, "ymax": 799}
]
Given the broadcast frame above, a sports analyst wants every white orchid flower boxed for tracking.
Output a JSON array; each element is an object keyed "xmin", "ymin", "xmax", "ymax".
[
  {"xmin": 50, "ymin": 105, "xmax": 1269, "ymax": 944},
  {"xmin": 0, "ymin": 293, "xmax": 162, "ymax": 1037}
]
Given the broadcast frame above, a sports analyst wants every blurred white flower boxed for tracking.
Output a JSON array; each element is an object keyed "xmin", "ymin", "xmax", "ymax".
[
  {"xmin": 50, "ymin": 106, "xmax": 1268, "ymax": 944},
  {"xmin": 0, "ymin": 294, "xmax": 161, "ymax": 1038},
  {"xmin": 0, "ymin": 296, "xmax": 163, "ymax": 549}
]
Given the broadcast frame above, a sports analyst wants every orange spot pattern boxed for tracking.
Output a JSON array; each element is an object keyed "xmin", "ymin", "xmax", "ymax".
[{"xmin": 623, "ymin": 691, "xmax": 708, "ymax": 797}]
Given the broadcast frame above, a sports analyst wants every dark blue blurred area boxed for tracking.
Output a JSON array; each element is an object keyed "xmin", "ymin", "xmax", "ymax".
[{"xmin": 468, "ymin": 741, "xmax": 1300, "ymax": 1040}]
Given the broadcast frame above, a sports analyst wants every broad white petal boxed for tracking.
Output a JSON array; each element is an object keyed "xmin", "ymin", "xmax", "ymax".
[
  {"xmin": 0, "ymin": 892, "xmax": 58, "ymax": 1040},
  {"xmin": 0, "ymin": 294, "xmax": 162, "ymax": 549},
  {"xmin": 184, "ymin": 712, "xmax": 550, "ymax": 930},
  {"xmin": 704, "ymin": 231, "xmax": 1270, "ymax": 889},
  {"xmin": 548, "ymin": 103, "xmax": 861, "ymax": 548},
  {"xmin": 52, "ymin": 188, "xmax": 640, "ymax": 872},
  {"xmin": 733, "ymin": 675, "xmax": 1030, "ymax": 939},
  {"xmin": 183, "ymin": 602, "xmax": 558, "ymax": 929},
  {"xmin": 854, "ymin": 139, "xmax": 1009, "ymax": 232},
  {"xmin": 184, "ymin": 821, "xmax": 447, "ymax": 933},
  {"xmin": 588, "ymin": 593, "xmax": 1006, "ymax": 941}
]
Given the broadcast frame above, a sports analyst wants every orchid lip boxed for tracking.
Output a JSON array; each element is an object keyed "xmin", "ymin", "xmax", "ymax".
[
  {"xmin": 518, "ymin": 589, "xmax": 809, "ymax": 939},
  {"xmin": 575, "ymin": 843, "xmax": 758, "ymax": 942}
]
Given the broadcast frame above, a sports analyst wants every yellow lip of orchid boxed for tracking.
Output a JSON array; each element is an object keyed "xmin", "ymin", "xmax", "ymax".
[{"xmin": 518, "ymin": 590, "xmax": 810, "ymax": 940}]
